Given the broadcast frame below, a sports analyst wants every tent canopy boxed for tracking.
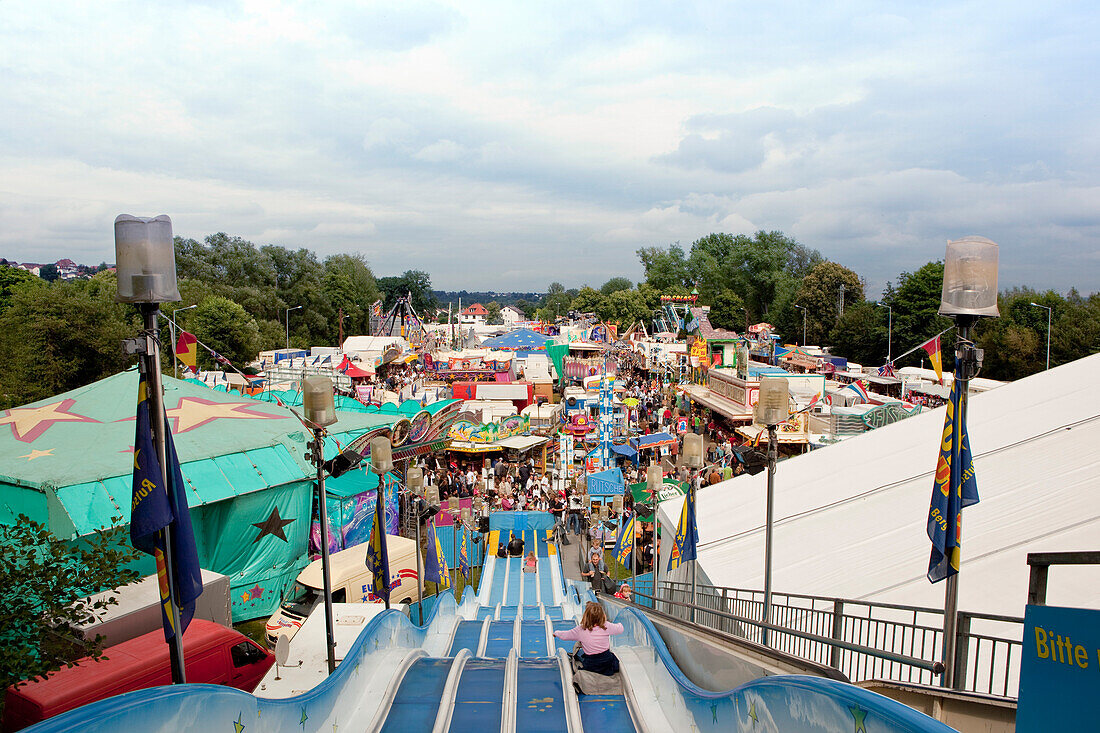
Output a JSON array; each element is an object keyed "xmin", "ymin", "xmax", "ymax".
[
  {"xmin": 481, "ymin": 329, "xmax": 548, "ymax": 352},
  {"xmin": 631, "ymin": 431, "xmax": 676, "ymax": 450}
]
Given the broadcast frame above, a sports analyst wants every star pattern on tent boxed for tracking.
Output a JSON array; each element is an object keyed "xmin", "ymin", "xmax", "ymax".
[
  {"xmin": 248, "ymin": 584, "xmax": 264, "ymax": 600},
  {"xmin": 20, "ymin": 448, "xmax": 54, "ymax": 461},
  {"xmin": 252, "ymin": 507, "xmax": 295, "ymax": 543},
  {"xmin": 165, "ymin": 397, "xmax": 287, "ymax": 434},
  {"xmin": 0, "ymin": 399, "xmax": 100, "ymax": 443},
  {"xmin": 748, "ymin": 700, "xmax": 758, "ymax": 724},
  {"xmin": 233, "ymin": 712, "xmax": 245, "ymax": 733},
  {"xmin": 299, "ymin": 708, "xmax": 308, "ymax": 727}
]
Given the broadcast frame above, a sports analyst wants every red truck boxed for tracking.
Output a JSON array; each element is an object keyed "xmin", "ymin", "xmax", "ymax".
[{"xmin": 3, "ymin": 620, "xmax": 273, "ymax": 731}]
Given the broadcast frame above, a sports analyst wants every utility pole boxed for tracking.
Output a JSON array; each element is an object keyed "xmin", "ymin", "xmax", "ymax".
[
  {"xmin": 338, "ymin": 307, "xmax": 344, "ymax": 346},
  {"xmin": 838, "ymin": 284, "xmax": 846, "ymax": 319}
]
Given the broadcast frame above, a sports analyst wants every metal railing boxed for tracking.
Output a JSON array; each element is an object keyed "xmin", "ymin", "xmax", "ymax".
[{"xmin": 658, "ymin": 581, "xmax": 1023, "ymax": 698}]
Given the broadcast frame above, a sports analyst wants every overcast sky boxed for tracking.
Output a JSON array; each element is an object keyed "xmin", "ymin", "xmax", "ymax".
[{"xmin": 1, "ymin": 1, "xmax": 1097, "ymax": 297}]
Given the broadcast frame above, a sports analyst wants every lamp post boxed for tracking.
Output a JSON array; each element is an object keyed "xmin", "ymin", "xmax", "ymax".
[
  {"xmin": 938, "ymin": 235, "xmax": 999, "ymax": 689},
  {"xmin": 681, "ymin": 432, "xmax": 704, "ymax": 622},
  {"xmin": 170, "ymin": 304, "xmax": 197, "ymax": 379},
  {"xmin": 286, "ymin": 305, "xmax": 302, "ymax": 351},
  {"xmin": 406, "ymin": 466, "xmax": 426, "ymax": 625},
  {"xmin": 370, "ymin": 436, "xmax": 394, "ymax": 610},
  {"xmin": 754, "ymin": 376, "xmax": 789, "ymax": 647},
  {"xmin": 646, "ymin": 464, "xmax": 662, "ymax": 608},
  {"xmin": 302, "ymin": 376, "xmax": 339, "ymax": 674},
  {"xmin": 1029, "ymin": 302, "xmax": 1052, "ymax": 370},
  {"xmin": 875, "ymin": 302, "xmax": 893, "ymax": 363},
  {"xmin": 114, "ymin": 214, "xmax": 186, "ymax": 684},
  {"xmin": 793, "ymin": 304, "xmax": 807, "ymax": 346}
]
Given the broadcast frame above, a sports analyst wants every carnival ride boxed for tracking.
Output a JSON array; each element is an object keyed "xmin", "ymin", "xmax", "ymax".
[
  {"xmin": 373, "ymin": 294, "xmax": 429, "ymax": 347},
  {"xmin": 28, "ymin": 512, "xmax": 959, "ymax": 733}
]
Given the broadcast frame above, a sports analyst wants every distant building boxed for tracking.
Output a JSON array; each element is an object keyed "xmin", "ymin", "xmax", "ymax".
[
  {"xmin": 501, "ymin": 305, "xmax": 525, "ymax": 327},
  {"xmin": 459, "ymin": 303, "xmax": 489, "ymax": 325}
]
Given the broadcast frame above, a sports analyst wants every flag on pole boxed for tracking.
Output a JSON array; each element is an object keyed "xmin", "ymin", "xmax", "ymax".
[
  {"xmin": 424, "ymin": 519, "xmax": 450, "ymax": 589},
  {"xmin": 459, "ymin": 527, "xmax": 470, "ymax": 580},
  {"xmin": 926, "ymin": 369, "xmax": 980, "ymax": 583},
  {"xmin": 365, "ymin": 493, "xmax": 392, "ymax": 602},
  {"xmin": 613, "ymin": 514, "xmax": 636, "ymax": 568},
  {"xmin": 877, "ymin": 362, "xmax": 895, "ymax": 377},
  {"xmin": 844, "ymin": 380, "xmax": 870, "ymax": 403},
  {"xmin": 667, "ymin": 488, "xmax": 699, "ymax": 572},
  {"xmin": 130, "ymin": 372, "xmax": 203, "ymax": 642},
  {"xmin": 921, "ymin": 335, "xmax": 944, "ymax": 384},
  {"xmin": 174, "ymin": 331, "xmax": 197, "ymax": 372}
]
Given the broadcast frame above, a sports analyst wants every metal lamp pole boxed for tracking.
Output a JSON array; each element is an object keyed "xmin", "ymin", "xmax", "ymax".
[
  {"xmin": 793, "ymin": 304, "xmax": 806, "ymax": 346},
  {"xmin": 876, "ymin": 302, "xmax": 893, "ymax": 363},
  {"xmin": 302, "ymin": 376, "xmax": 339, "ymax": 674},
  {"xmin": 170, "ymin": 304, "xmax": 196, "ymax": 379},
  {"xmin": 407, "ymin": 467, "xmax": 426, "ymax": 625},
  {"xmin": 114, "ymin": 214, "xmax": 187, "ymax": 684},
  {"xmin": 286, "ymin": 305, "xmax": 302, "ymax": 351},
  {"xmin": 1029, "ymin": 302, "xmax": 1051, "ymax": 370},
  {"xmin": 762, "ymin": 423, "xmax": 777, "ymax": 646}
]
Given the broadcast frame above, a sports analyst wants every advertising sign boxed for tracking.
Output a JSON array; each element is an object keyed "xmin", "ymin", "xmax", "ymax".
[{"xmin": 1017, "ymin": 604, "xmax": 1100, "ymax": 731}]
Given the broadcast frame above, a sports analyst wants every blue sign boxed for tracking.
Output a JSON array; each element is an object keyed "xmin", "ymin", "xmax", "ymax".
[{"xmin": 1017, "ymin": 604, "xmax": 1100, "ymax": 731}]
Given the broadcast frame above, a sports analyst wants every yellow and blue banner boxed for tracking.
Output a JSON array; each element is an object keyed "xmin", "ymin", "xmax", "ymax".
[
  {"xmin": 130, "ymin": 371, "xmax": 203, "ymax": 642},
  {"xmin": 425, "ymin": 519, "xmax": 450, "ymax": 589},
  {"xmin": 667, "ymin": 487, "xmax": 699, "ymax": 572},
  {"xmin": 365, "ymin": 491, "xmax": 392, "ymax": 602},
  {"xmin": 613, "ymin": 514, "xmax": 636, "ymax": 567},
  {"xmin": 459, "ymin": 527, "xmax": 470, "ymax": 580},
  {"xmin": 926, "ymin": 367, "xmax": 980, "ymax": 582}
]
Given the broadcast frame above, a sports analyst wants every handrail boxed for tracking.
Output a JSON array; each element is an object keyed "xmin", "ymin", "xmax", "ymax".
[{"xmin": 628, "ymin": 588, "xmax": 943, "ymax": 673}]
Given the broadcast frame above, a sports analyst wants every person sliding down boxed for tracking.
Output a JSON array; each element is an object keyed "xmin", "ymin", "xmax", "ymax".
[
  {"xmin": 507, "ymin": 532, "xmax": 525, "ymax": 557},
  {"xmin": 523, "ymin": 551, "xmax": 537, "ymax": 573},
  {"xmin": 553, "ymin": 602, "xmax": 624, "ymax": 676}
]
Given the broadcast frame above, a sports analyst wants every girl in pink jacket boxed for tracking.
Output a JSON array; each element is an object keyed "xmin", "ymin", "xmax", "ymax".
[{"xmin": 553, "ymin": 602, "xmax": 624, "ymax": 675}]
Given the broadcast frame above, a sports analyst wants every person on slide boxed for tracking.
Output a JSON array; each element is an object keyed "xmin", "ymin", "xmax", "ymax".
[{"xmin": 553, "ymin": 602, "xmax": 624, "ymax": 675}]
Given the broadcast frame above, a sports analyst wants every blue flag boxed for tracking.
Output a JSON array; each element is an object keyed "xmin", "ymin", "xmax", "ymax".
[
  {"xmin": 668, "ymin": 487, "xmax": 699, "ymax": 572},
  {"xmin": 424, "ymin": 519, "xmax": 450, "ymax": 589},
  {"xmin": 365, "ymin": 489, "xmax": 392, "ymax": 602},
  {"xmin": 130, "ymin": 372, "xmax": 203, "ymax": 642},
  {"xmin": 927, "ymin": 369, "xmax": 980, "ymax": 583},
  {"xmin": 613, "ymin": 514, "xmax": 636, "ymax": 568},
  {"xmin": 459, "ymin": 527, "xmax": 470, "ymax": 580}
]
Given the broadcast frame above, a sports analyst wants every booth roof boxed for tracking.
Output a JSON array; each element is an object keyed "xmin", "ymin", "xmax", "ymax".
[
  {"xmin": 632, "ymin": 431, "xmax": 676, "ymax": 448},
  {"xmin": 481, "ymin": 328, "xmax": 548, "ymax": 351}
]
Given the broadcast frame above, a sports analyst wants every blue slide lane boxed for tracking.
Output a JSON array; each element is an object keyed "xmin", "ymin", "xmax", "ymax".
[
  {"xmin": 504, "ymin": 557, "xmax": 521, "ymax": 605},
  {"xmin": 476, "ymin": 605, "xmax": 495, "ymax": 620},
  {"xmin": 522, "ymin": 563, "xmax": 538, "ymax": 604},
  {"xmin": 483, "ymin": 620, "xmax": 515, "ymax": 659},
  {"xmin": 447, "ymin": 659, "xmax": 505, "ymax": 733},
  {"xmin": 537, "ymin": 559, "xmax": 555, "ymax": 603},
  {"xmin": 498, "ymin": 606, "xmax": 518, "ymax": 621},
  {"xmin": 552, "ymin": 620, "xmax": 576, "ymax": 654},
  {"xmin": 379, "ymin": 657, "xmax": 453, "ymax": 733},
  {"xmin": 447, "ymin": 620, "xmax": 484, "ymax": 656},
  {"xmin": 543, "ymin": 606, "xmax": 563, "ymax": 620},
  {"xmin": 521, "ymin": 605, "xmax": 540, "ymax": 621},
  {"xmin": 519, "ymin": 621, "xmax": 549, "ymax": 657},
  {"xmin": 578, "ymin": 694, "xmax": 636, "ymax": 732},
  {"xmin": 515, "ymin": 659, "xmax": 569, "ymax": 733},
  {"xmin": 487, "ymin": 556, "xmax": 506, "ymax": 606}
]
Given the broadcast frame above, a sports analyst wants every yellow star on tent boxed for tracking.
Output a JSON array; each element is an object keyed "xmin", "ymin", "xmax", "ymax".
[
  {"xmin": 0, "ymin": 399, "xmax": 100, "ymax": 443},
  {"xmin": 20, "ymin": 448, "xmax": 54, "ymax": 461},
  {"xmin": 165, "ymin": 397, "xmax": 287, "ymax": 434},
  {"xmin": 850, "ymin": 704, "xmax": 868, "ymax": 733}
]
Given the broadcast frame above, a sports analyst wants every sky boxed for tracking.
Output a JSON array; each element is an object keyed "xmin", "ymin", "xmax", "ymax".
[{"xmin": 1, "ymin": 1, "xmax": 1098, "ymax": 297}]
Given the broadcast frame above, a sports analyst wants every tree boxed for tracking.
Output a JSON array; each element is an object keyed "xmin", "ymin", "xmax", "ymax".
[
  {"xmin": 887, "ymin": 261, "xmax": 954, "ymax": 367},
  {"xmin": 377, "ymin": 270, "xmax": 437, "ymax": 315},
  {"xmin": 707, "ymin": 290, "xmax": 747, "ymax": 331},
  {"xmin": 321, "ymin": 254, "xmax": 380, "ymax": 341},
  {"xmin": 0, "ymin": 515, "xmax": 140, "ymax": 690},
  {"xmin": 829, "ymin": 302, "xmax": 888, "ymax": 365},
  {"xmin": 539, "ymin": 282, "xmax": 573, "ymax": 320},
  {"xmin": 188, "ymin": 296, "xmax": 261, "ymax": 367},
  {"xmin": 636, "ymin": 244, "xmax": 690, "ymax": 292},
  {"xmin": 570, "ymin": 286, "xmax": 608, "ymax": 318},
  {"xmin": 0, "ymin": 264, "xmax": 39, "ymax": 313},
  {"xmin": 0, "ymin": 273, "xmax": 134, "ymax": 407},
  {"xmin": 792, "ymin": 262, "xmax": 864, "ymax": 345},
  {"xmin": 600, "ymin": 277, "xmax": 634, "ymax": 296},
  {"xmin": 605, "ymin": 289, "xmax": 650, "ymax": 327},
  {"xmin": 38, "ymin": 264, "xmax": 59, "ymax": 282},
  {"xmin": 485, "ymin": 301, "xmax": 503, "ymax": 325}
]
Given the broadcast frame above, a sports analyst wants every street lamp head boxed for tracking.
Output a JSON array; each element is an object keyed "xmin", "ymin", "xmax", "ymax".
[
  {"xmin": 682, "ymin": 432, "xmax": 704, "ymax": 469},
  {"xmin": 647, "ymin": 464, "xmax": 663, "ymax": 493},
  {"xmin": 755, "ymin": 376, "xmax": 789, "ymax": 427},
  {"xmin": 370, "ymin": 436, "xmax": 393, "ymax": 474},
  {"xmin": 939, "ymin": 236, "xmax": 1000, "ymax": 318},
  {"xmin": 301, "ymin": 376, "xmax": 338, "ymax": 428},
  {"xmin": 114, "ymin": 214, "xmax": 180, "ymax": 303},
  {"xmin": 406, "ymin": 467, "xmax": 424, "ymax": 496}
]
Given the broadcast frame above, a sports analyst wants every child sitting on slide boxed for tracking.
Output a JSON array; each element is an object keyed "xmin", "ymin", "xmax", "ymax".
[{"xmin": 553, "ymin": 602, "xmax": 624, "ymax": 676}]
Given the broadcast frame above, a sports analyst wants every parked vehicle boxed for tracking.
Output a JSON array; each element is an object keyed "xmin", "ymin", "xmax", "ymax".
[
  {"xmin": 72, "ymin": 569, "xmax": 231, "ymax": 648},
  {"xmin": 2, "ymin": 621, "xmax": 272, "ymax": 731},
  {"xmin": 264, "ymin": 535, "xmax": 420, "ymax": 647}
]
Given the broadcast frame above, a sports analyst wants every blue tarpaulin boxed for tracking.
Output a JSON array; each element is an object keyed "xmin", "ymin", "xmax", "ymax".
[{"xmin": 481, "ymin": 329, "xmax": 548, "ymax": 353}]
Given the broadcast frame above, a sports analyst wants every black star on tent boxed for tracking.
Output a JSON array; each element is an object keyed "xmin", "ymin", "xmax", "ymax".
[{"xmin": 252, "ymin": 506, "xmax": 295, "ymax": 543}]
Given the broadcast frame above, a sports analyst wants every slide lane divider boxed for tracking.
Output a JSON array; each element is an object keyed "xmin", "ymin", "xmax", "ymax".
[
  {"xmin": 556, "ymin": 648, "xmax": 584, "ymax": 733},
  {"xmin": 502, "ymin": 649, "xmax": 518, "ymax": 733},
  {"xmin": 477, "ymin": 617, "xmax": 491, "ymax": 657},
  {"xmin": 430, "ymin": 649, "xmax": 471, "ymax": 733},
  {"xmin": 365, "ymin": 648, "xmax": 428, "ymax": 733}
]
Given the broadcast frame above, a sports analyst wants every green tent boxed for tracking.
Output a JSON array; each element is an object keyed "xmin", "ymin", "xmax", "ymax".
[
  {"xmin": 0, "ymin": 369, "xmax": 404, "ymax": 620},
  {"xmin": 628, "ymin": 479, "xmax": 686, "ymax": 522}
]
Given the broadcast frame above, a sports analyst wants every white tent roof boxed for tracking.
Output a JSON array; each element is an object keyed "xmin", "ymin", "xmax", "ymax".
[
  {"xmin": 341, "ymin": 335, "xmax": 410, "ymax": 354},
  {"xmin": 659, "ymin": 353, "xmax": 1100, "ymax": 619}
]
